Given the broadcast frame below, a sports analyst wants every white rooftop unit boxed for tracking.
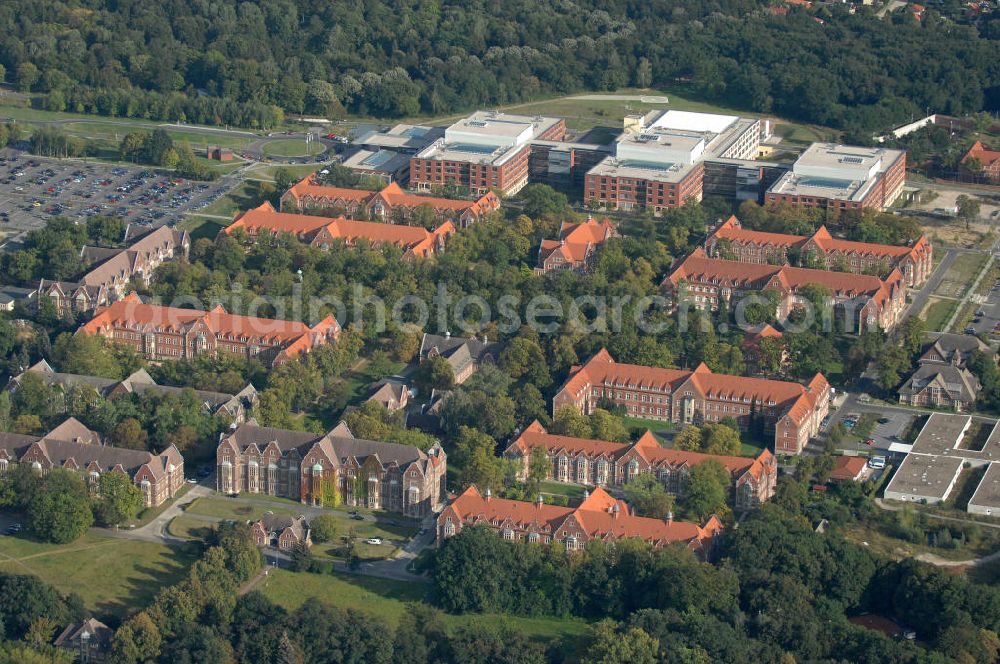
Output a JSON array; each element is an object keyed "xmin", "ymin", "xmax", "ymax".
[
  {"xmin": 648, "ymin": 110, "xmax": 739, "ymax": 135},
  {"xmin": 444, "ymin": 113, "xmax": 535, "ymax": 149},
  {"xmin": 793, "ymin": 144, "xmax": 884, "ymax": 182},
  {"xmin": 616, "ymin": 132, "xmax": 704, "ymax": 165}
]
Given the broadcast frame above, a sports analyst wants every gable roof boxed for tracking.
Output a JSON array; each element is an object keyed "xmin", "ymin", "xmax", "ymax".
[
  {"xmin": 446, "ymin": 485, "xmax": 719, "ymax": 549},
  {"xmin": 665, "ymin": 248, "xmax": 901, "ymax": 301},
  {"xmin": 538, "ymin": 218, "xmax": 617, "ymax": 266},
  {"xmin": 283, "ymin": 176, "xmax": 499, "ymax": 217},
  {"xmin": 79, "ymin": 293, "xmax": 338, "ymax": 361},
  {"xmin": 707, "ymin": 216, "xmax": 930, "ymax": 263},
  {"xmin": 557, "ymin": 350, "xmax": 826, "ymax": 426}
]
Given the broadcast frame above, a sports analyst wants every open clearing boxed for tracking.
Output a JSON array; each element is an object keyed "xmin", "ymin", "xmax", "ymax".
[
  {"xmin": 934, "ymin": 252, "xmax": 988, "ymax": 298},
  {"xmin": 0, "ymin": 533, "xmax": 195, "ymax": 620},
  {"xmin": 920, "ymin": 297, "xmax": 959, "ymax": 331}
]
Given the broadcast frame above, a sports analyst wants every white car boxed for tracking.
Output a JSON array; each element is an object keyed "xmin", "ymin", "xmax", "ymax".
[
  {"xmin": 868, "ymin": 456, "xmax": 886, "ymax": 469},
  {"xmin": 365, "ymin": 537, "xmax": 383, "ymax": 545}
]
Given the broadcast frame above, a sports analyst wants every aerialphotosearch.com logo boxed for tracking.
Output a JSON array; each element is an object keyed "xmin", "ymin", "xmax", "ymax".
[{"xmin": 132, "ymin": 281, "xmax": 837, "ymax": 337}]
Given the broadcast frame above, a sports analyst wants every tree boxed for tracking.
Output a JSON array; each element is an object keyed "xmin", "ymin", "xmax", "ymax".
[
  {"xmin": 622, "ymin": 474, "xmax": 675, "ymax": 519},
  {"xmin": 274, "ymin": 168, "xmax": 295, "ymax": 192},
  {"xmin": 13, "ymin": 414, "xmax": 43, "ymax": 435},
  {"xmin": 673, "ymin": 426, "xmax": 703, "ymax": 452},
  {"xmin": 16, "ymin": 62, "xmax": 39, "ymax": 92},
  {"xmin": 108, "ymin": 611, "xmax": 162, "ymax": 664},
  {"xmin": 51, "ymin": 333, "xmax": 128, "ymax": 379},
  {"xmin": 308, "ymin": 514, "xmax": 338, "ymax": 544},
  {"xmin": 111, "ymin": 418, "xmax": 149, "ymax": 450},
  {"xmin": 413, "ymin": 356, "xmax": 454, "ymax": 392},
  {"xmin": 289, "ymin": 541, "xmax": 313, "ymax": 572},
  {"xmin": 679, "ymin": 460, "xmax": 730, "ymax": 521},
  {"xmin": 550, "ymin": 406, "xmax": 593, "ymax": 439},
  {"xmin": 94, "ymin": 471, "xmax": 144, "ymax": 526},
  {"xmin": 581, "ymin": 620, "xmax": 660, "ymax": 664},
  {"xmin": 701, "ymin": 423, "xmax": 742, "ymax": 456},
  {"xmin": 527, "ymin": 446, "xmax": 550, "ymax": 489},
  {"xmin": 957, "ymin": 195, "xmax": 982, "ymax": 230},
  {"xmin": 521, "ymin": 184, "xmax": 570, "ymax": 219},
  {"xmin": 26, "ymin": 470, "xmax": 94, "ymax": 544}
]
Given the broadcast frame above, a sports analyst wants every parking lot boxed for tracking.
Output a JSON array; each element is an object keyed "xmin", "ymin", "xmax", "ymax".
[
  {"xmin": 0, "ymin": 148, "xmax": 236, "ymax": 245},
  {"xmin": 967, "ymin": 270, "xmax": 1000, "ymax": 337},
  {"xmin": 825, "ymin": 405, "xmax": 916, "ymax": 457}
]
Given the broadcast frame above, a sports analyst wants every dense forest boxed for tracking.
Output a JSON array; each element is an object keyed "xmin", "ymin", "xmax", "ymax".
[{"xmin": 0, "ymin": 1, "xmax": 997, "ymax": 133}]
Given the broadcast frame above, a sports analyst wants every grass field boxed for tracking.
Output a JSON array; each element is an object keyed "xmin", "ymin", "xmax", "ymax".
[
  {"xmin": 178, "ymin": 215, "xmax": 227, "ymax": 241},
  {"xmin": 260, "ymin": 569, "xmax": 589, "ymax": 641},
  {"xmin": 244, "ymin": 163, "xmax": 322, "ymax": 183},
  {"xmin": 538, "ymin": 480, "xmax": 588, "ymax": 501},
  {"xmin": 921, "ymin": 297, "xmax": 959, "ymax": 331},
  {"xmin": 167, "ymin": 515, "xmax": 216, "ymax": 541},
  {"xmin": 934, "ymin": 252, "xmax": 988, "ymax": 298},
  {"xmin": 199, "ymin": 180, "xmax": 273, "ymax": 218},
  {"xmin": 0, "ymin": 533, "xmax": 196, "ymax": 620},
  {"xmin": 262, "ymin": 138, "xmax": 322, "ymax": 158},
  {"xmin": 186, "ymin": 497, "xmax": 296, "ymax": 521}
]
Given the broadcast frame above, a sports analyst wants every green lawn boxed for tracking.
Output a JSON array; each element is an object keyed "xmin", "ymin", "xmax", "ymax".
[
  {"xmin": 57, "ymin": 121, "xmax": 254, "ymax": 151},
  {"xmin": 167, "ymin": 515, "xmax": 216, "ymax": 541},
  {"xmin": 921, "ymin": 297, "xmax": 958, "ymax": 331},
  {"xmin": 538, "ymin": 480, "xmax": 588, "ymax": 500},
  {"xmin": 178, "ymin": 215, "xmax": 227, "ymax": 241},
  {"xmin": 262, "ymin": 138, "xmax": 323, "ymax": 158},
  {"xmin": 199, "ymin": 180, "xmax": 273, "ymax": 218},
  {"xmin": 260, "ymin": 569, "xmax": 589, "ymax": 641},
  {"xmin": 934, "ymin": 252, "xmax": 988, "ymax": 298},
  {"xmin": 185, "ymin": 497, "xmax": 296, "ymax": 521},
  {"xmin": 621, "ymin": 416, "xmax": 675, "ymax": 437},
  {"xmin": 311, "ymin": 539, "xmax": 397, "ymax": 562},
  {"xmin": 0, "ymin": 533, "xmax": 196, "ymax": 621},
  {"xmin": 244, "ymin": 163, "xmax": 323, "ymax": 183}
]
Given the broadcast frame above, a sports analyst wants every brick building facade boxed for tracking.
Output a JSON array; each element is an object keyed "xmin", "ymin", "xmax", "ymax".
[
  {"xmin": 38, "ymin": 225, "xmax": 189, "ymax": 316},
  {"xmin": 536, "ymin": 218, "xmax": 617, "ymax": 274},
  {"xmin": 437, "ymin": 485, "xmax": 723, "ymax": 559},
  {"xmin": 504, "ymin": 421, "xmax": 777, "ymax": 510},
  {"xmin": 78, "ymin": 293, "xmax": 341, "ymax": 368},
  {"xmin": 216, "ymin": 423, "xmax": 446, "ymax": 517},
  {"xmin": 552, "ymin": 350, "xmax": 830, "ymax": 455},
  {"xmin": 0, "ymin": 418, "xmax": 184, "ymax": 508},
  {"xmin": 280, "ymin": 179, "xmax": 500, "ymax": 227},
  {"xmin": 705, "ymin": 216, "xmax": 932, "ymax": 287},
  {"xmin": 663, "ymin": 249, "xmax": 907, "ymax": 334}
]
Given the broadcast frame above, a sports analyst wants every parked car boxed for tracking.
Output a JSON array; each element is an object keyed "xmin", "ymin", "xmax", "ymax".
[
  {"xmin": 878, "ymin": 417, "xmax": 890, "ymax": 424},
  {"xmin": 351, "ymin": 515, "xmax": 364, "ymax": 521},
  {"xmin": 868, "ymin": 456, "xmax": 886, "ymax": 469},
  {"xmin": 864, "ymin": 438, "xmax": 876, "ymax": 447},
  {"xmin": 365, "ymin": 538, "xmax": 382, "ymax": 545}
]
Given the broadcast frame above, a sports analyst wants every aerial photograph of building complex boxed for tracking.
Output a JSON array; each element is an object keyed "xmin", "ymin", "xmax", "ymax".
[{"xmin": 0, "ymin": 0, "xmax": 998, "ymax": 662}]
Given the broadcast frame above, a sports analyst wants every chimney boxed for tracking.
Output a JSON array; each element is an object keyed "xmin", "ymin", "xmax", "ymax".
[
  {"xmin": 485, "ymin": 487, "xmax": 492, "ymax": 502},
  {"xmin": 612, "ymin": 503, "xmax": 620, "ymax": 519},
  {"xmin": 665, "ymin": 510, "xmax": 673, "ymax": 524},
  {"xmin": 582, "ymin": 489, "xmax": 589, "ymax": 500}
]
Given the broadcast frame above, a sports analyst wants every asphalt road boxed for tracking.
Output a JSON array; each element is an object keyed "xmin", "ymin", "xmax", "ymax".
[{"xmin": 906, "ymin": 247, "xmax": 956, "ymax": 319}]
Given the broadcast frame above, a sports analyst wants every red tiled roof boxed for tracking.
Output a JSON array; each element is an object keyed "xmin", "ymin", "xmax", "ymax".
[
  {"xmin": 225, "ymin": 202, "xmax": 454, "ymax": 258},
  {"xmin": 708, "ymin": 217, "xmax": 930, "ymax": 263},
  {"xmin": 227, "ymin": 202, "xmax": 331, "ymax": 237},
  {"xmin": 558, "ymin": 349, "xmax": 826, "ymax": 427},
  {"xmin": 830, "ymin": 455, "xmax": 868, "ymax": 481},
  {"xmin": 963, "ymin": 141, "xmax": 1000, "ymax": 171},
  {"xmin": 284, "ymin": 177, "xmax": 500, "ymax": 216},
  {"xmin": 539, "ymin": 218, "xmax": 616, "ymax": 266},
  {"xmin": 78, "ymin": 293, "xmax": 339, "ymax": 359},
  {"xmin": 447, "ymin": 485, "xmax": 719, "ymax": 547},
  {"xmin": 665, "ymin": 248, "xmax": 900, "ymax": 300}
]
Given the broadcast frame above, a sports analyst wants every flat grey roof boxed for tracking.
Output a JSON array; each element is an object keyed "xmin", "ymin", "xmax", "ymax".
[
  {"xmin": 911, "ymin": 413, "xmax": 972, "ymax": 455},
  {"xmin": 341, "ymin": 148, "xmax": 410, "ymax": 174},
  {"xmin": 969, "ymin": 462, "xmax": 1000, "ymax": 510},
  {"xmin": 884, "ymin": 453, "xmax": 966, "ymax": 502},
  {"xmin": 586, "ymin": 155, "xmax": 699, "ymax": 183}
]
